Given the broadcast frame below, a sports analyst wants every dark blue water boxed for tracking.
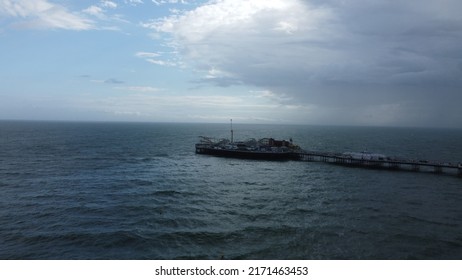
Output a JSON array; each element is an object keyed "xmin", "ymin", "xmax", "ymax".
[{"xmin": 1, "ymin": 121, "xmax": 461, "ymax": 259}]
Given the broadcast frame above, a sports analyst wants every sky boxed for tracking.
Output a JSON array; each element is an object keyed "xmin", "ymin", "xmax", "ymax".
[{"xmin": 1, "ymin": 0, "xmax": 462, "ymax": 127}]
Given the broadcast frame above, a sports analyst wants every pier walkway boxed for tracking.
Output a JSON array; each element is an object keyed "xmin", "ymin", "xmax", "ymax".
[{"xmin": 296, "ymin": 151, "xmax": 462, "ymax": 177}]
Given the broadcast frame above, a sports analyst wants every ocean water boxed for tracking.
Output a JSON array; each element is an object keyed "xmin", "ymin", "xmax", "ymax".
[{"xmin": 0, "ymin": 121, "xmax": 461, "ymax": 259}]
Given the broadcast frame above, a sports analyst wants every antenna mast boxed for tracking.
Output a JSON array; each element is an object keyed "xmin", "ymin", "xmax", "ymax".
[{"xmin": 230, "ymin": 119, "xmax": 234, "ymax": 143}]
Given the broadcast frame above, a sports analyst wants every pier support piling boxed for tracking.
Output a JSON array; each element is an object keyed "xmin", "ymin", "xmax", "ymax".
[{"xmin": 434, "ymin": 166, "xmax": 443, "ymax": 173}]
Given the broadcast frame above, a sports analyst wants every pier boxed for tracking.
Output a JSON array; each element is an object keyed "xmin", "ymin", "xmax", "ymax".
[
  {"xmin": 196, "ymin": 129, "xmax": 461, "ymax": 177},
  {"xmin": 296, "ymin": 151, "xmax": 462, "ymax": 177}
]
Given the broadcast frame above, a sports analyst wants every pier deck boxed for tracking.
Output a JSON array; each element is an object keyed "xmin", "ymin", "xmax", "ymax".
[{"xmin": 296, "ymin": 151, "xmax": 462, "ymax": 177}]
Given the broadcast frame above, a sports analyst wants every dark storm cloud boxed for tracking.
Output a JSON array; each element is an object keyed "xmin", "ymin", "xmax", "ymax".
[{"xmin": 152, "ymin": 0, "xmax": 462, "ymax": 127}]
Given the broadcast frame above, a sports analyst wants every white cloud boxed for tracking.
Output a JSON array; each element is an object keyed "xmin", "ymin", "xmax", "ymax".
[
  {"xmin": 146, "ymin": 58, "xmax": 177, "ymax": 66},
  {"xmin": 125, "ymin": 0, "xmax": 144, "ymax": 6},
  {"xmin": 251, "ymin": 90, "xmax": 293, "ymax": 103},
  {"xmin": 83, "ymin": 0, "xmax": 121, "ymax": 21},
  {"xmin": 0, "ymin": 0, "xmax": 93, "ymax": 30},
  {"xmin": 115, "ymin": 86, "xmax": 162, "ymax": 92},
  {"xmin": 152, "ymin": 0, "xmax": 190, "ymax": 6},
  {"xmin": 83, "ymin": 5, "xmax": 105, "ymax": 18},
  {"xmin": 135, "ymin": 51, "xmax": 161, "ymax": 58},
  {"xmin": 135, "ymin": 51, "xmax": 180, "ymax": 67},
  {"xmin": 144, "ymin": 0, "xmax": 330, "ymax": 83},
  {"xmin": 101, "ymin": 1, "xmax": 117, "ymax": 9},
  {"xmin": 147, "ymin": 0, "xmax": 334, "ymax": 82}
]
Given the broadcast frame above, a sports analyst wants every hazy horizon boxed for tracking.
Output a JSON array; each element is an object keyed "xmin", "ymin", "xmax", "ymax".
[{"xmin": 3, "ymin": 118, "xmax": 462, "ymax": 131}]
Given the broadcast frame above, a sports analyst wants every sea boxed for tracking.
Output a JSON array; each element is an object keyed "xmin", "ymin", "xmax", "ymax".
[{"xmin": 1, "ymin": 120, "xmax": 461, "ymax": 260}]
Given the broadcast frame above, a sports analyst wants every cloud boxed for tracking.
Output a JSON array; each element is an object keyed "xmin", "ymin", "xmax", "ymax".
[
  {"xmin": 76, "ymin": 90, "xmax": 278, "ymax": 122},
  {"xmin": 83, "ymin": 0, "xmax": 121, "ymax": 22},
  {"xmin": 148, "ymin": 0, "xmax": 462, "ymax": 127},
  {"xmin": 83, "ymin": 5, "xmax": 105, "ymax": 18},
  {"xmin": 115, "ymin": 86, "xmax": 162, "ymax": 92},
  {"xmin": 104, "ymin": 78, "xmax": 124, "ymax": 84},
  {"xmin": 251, "ymin": 90, "xmax": 293, "ymax": 103},
  {"xmin": 152, "ymin": 0, "xmax": 191, "ymax": 6},
  {"xmin": 101, "ymin": 1, "xmax": 118, "ymax": 9},
  {"xmin": 0, "ymin": 0, "xmax": 94, "ymax": 30},
  {"xmin": 135, "ymin": 51, "xmax": 161, "ymax": 58},
  {"xmin": 135, "ymin": 51, "xmax": 180, "ymax": 66},
  {"xmin": 190, "ymin": 67, "xmax": 242, "ymax": 87},
  {"xmin": 125, "ymin": 0, "xmax": 144, "ymax": 6},
  {"xmin": 124, "ymin": 0, "xmax": 144, "ymax": 6},
  {"xmin": 146, "ymin": 58, "xmax": 178, "ymax": 66}
]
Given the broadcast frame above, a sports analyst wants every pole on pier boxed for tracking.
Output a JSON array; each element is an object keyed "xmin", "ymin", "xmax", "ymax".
[{"xmin": 230, "ymin": 119, "xmax": 234, "ymax": 143}]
